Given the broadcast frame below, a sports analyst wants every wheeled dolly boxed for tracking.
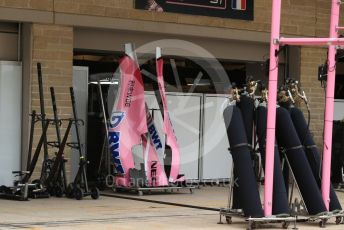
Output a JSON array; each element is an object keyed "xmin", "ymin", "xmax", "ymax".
[
  {"xmin": 218, "ymin": 208, "xmax": 297, "ymax": 229},
  {"xmin": 0, "ymin": 172, "xmax": 49, "ymax": 201},
  {"xmin": 112, "ymin": 185, "xmax": 195, "ymax": 196},
  {"xmin": 0, "ymin": 182, "xmax": 30, "ymax": 201},
  {"xmin": 66, "ymin": 183, "xmax": 100, "ymax": 200},
  {"xmin": 331, "ymin": 210, "xmax": 344, "ymax": 225},
  {"xmin": 247, "ymin": 216, "xmax": 297, "ymax": 230},
  {"xmin": 298, "ymin": 210, "xmax": 344, "ymax": 228},
  {"xmin": 218, "ymin": 208, "xmax": 244, "ymax": 224},
  {"xmin": 285, "ymin": 152, "xmax": 344, "ymax": 228},
  {"xmin": 65, "ymin": 87, "xmax": 100, "ymax": 201}
]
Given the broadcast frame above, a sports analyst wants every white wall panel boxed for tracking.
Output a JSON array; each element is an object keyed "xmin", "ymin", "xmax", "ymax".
[
  {"xmin": 145, "ymin": 92, "xmax": 202, "ymax": 181},
  {"xmin": 0, "ymin": 61, "xmax": 22, "ymax": 186},
  {"xmin": 334, "ymin": 100, "xmax": 344, "ymax": 121},
  {"xmin": 202, "ymin": 95, "xmax": 232, "ymax": 181},
  {"xmin": 71, "ymin": 66, "xmax": 89, "ymax": 180}
]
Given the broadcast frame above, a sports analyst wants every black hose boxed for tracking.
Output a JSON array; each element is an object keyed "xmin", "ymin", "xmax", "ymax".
[{"xmin": 101, "ymin": 193, "xmax": 219, "ymax": 212}]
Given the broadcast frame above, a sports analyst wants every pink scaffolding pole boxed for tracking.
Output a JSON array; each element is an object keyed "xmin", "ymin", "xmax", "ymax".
[
  {"xmin": 279, "ymin": 37, "xmax": 344, "ymax": 46},
  {"xmin": 264, "ymin": 0, "xmax": 282, "ymax": 217},
  {"xmin": 266, "ymin": 0, "xmax": 342, "ymax": 213},
  {"xmin": 321, "ymin": 0, "xmax": 340, "ymax": 211}
]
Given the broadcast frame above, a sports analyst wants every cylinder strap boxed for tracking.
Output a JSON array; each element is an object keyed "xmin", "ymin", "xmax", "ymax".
[
  {"xmin": 305, "ymin": 145, "xmax": 317, "ymax": 149},
  {"xmin": 258, "ymin": 144, "xmax": 279, "ymax": 150},
  {"xmin": 286, "ymin": 145, "xmax": 304, "ymax": 151},
  {"xmin": 228, "ymin": 143, "xmax": 250, "ymax": 151}
]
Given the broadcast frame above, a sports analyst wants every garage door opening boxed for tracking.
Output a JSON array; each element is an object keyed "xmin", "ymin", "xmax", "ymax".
[{"xmin": 73, "ymin": 49, "xmax": 280, "ymax": 185}]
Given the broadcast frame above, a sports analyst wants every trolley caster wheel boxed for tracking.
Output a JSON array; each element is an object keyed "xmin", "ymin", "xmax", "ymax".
[
  {"xmin": 247, "ymin": 221, "xmax": 255, "ymax": 230},
  {"xmin": 66, "ymin": 183, "xmax": 74, "ymax": 198},
  {"xmin": 226, "ymin": 217, "xmax": 232, "ymax": 224},
  {"xmin": 111, "ymin": 186, "xmax": 117, "ymax": 193},
  {"xmin": 319, "ymin": 219, "xmax": 327, "ymax": 228},
  {"xmin": 138, "ymin": 191, "xmax": 143, "ymax": 196},
  {"xmin": 74, "ymin": 187, "xmax": 83, "ymax": 200},
  {"xmin": 54, "ymin": 186, "xmax": 64, "ymax": 197},
  {"xmin": 335, "ymin": 216, "xmax": 342, "ymax": 225},
  {"xmin": 0, "ymin": 185, "xmax": 8, "ymax": 193},
  {"xmin": 190, "ymin": 188, "xmax": 193, "ymax": 194},
  {"xmin": 91, "ymin": 187, "xmax": 100, "ymax": 200},
  {"xmin": 282, "ymin": 221, "xmax": 289, "ymax": 229},
  {"xmin": 32, "ymin": 193, "xmax": 37, "ymax": 199},
  {"xmin": 96, "ymin": 174, "xmax": 106, "ymax": 190},
  {"xmin": 32, "ymin": 179, "xmax": 42, "ymax": 188}
]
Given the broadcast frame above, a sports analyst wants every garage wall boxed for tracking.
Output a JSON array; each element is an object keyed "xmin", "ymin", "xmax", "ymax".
[
  {"xmin": 299, "ymin": 47, "xmax": 328, "ymax": 150},
  {"xmin": 0, "ymin": 1, "xmax": 53, "ymax": 11},
  {"xmin": 53, "ymin": 0, "xmax": 329, "ymax": 37},
  {"xmin": 74, "ymin": 28, "xmax": 270, "ymax": 62},
  {"xmin": 0, "ymin": 22, "xmax": 18, "ymax": 61},
  {"xmin": 30, "ymin": 23, "xmax": 74, "ymax": 179},
  {"xmin": 0, "ymin": 0, "xmax": 335, "ymax": 38}
]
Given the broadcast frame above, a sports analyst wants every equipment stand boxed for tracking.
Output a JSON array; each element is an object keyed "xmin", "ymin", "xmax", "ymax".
[
  {"xmin": 264, "ymin": 0, "xmax": 344, "ymax": 215},
  {"xmin": 218, "ymin": 150, "xmax": 297, "ymax": 229}
]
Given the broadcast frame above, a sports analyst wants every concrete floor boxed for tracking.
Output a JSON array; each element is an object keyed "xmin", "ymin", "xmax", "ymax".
[{"xmin": 0, "ymin": 186, "xmax": 344, "ymax": 229}]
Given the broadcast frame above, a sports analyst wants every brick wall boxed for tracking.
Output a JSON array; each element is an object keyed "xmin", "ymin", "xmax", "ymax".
[
  {"xmin": 52, "ymin": 0, "xmax": 321, "ymax": 37},
  {"xmin": 0, "ymin": 0, "xmax": 53, "ymax": 11},
  {"xmin": 0, "ymin": 0, "xmax": 333, "ymax": 37},
  {"xmin": 299, "ymin": 47, "xmax": 327, "ymax": 150},
  {"xmin": 52, "ymin": 0, "xmax": 341, "ymax": 37},
  {"xmin": 30, "ymin": 23, "xmax": 73, "ymax": 179}
]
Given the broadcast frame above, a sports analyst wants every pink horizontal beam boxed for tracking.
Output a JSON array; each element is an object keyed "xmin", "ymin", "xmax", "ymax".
[
  {"xmin": 279, "ymin": 37, "xmax": 344, "ymax": 46},
  {"xmin": 336, "ymin": 26, "xmax": 344, "ymax": 30}
]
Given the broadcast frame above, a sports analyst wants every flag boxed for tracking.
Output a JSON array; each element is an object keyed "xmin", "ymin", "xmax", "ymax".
[{"xmin": 232, "ymin": 0, "xmax": 246, "ymax": 11}]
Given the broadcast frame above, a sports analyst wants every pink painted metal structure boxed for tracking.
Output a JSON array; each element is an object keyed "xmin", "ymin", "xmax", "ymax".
[
  {"xmin": 320, "ymin": 0, "xmax": 340, "ymax": 211},
  {"xmin": 264, "ymin": 0, "xmax": 282, "ymax": 216},
  {"xmin": 279, "ymin": 37, "xmax": 344, "ymax": 46},
  {"xmin": 265, "ymin": 0, "xmax": 343, "ymax": 215}
]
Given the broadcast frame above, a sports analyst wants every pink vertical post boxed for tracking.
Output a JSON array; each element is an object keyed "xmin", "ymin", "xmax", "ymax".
[
  {"xmin": 321, "ymin": 0, "xmax": 340, "ymax": 211},
  {"xmin": 264, "ymin": 0, "xmax": 282, "ymax": 217}
]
